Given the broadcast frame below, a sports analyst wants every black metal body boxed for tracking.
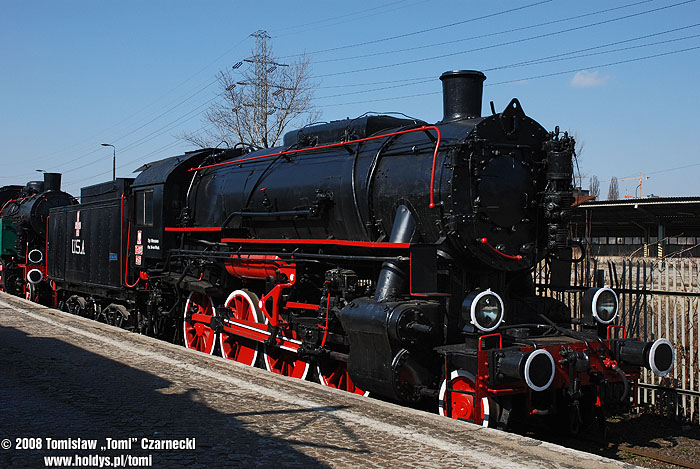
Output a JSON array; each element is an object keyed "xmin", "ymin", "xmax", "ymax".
[
  {"xmin": 48, "ymin": 199, "xmax": 124, "ymax": 288},
  {"xmin": 1, "ymin": 188, "xmax": 74, "ymax": 236},
  {"xmin": 189, "ymin": 98, "xmax": 552, "ymax": 274}
]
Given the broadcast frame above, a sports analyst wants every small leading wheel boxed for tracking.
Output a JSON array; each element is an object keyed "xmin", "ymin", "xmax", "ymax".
[
  {"xmin": 220, "ymin": 290, "xmax": 263, "ymax": 366},
  {"xmin": 183, "ymin": 292, "xmax": 217, "ymax": 355},
  {"xmin": 25, "ymin": 282, "xmax": 36, "ymax": 302},
  {"xmin": 317, "ymin": 357, "xmax": 368, "ymax": 396},
  {"xmin": 438, "ymin": 370, "xmax": 492, "ymax": 427}
]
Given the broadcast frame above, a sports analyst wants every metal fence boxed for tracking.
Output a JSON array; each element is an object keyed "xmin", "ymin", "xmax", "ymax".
[{"xmin": 535, "ymin": 255, "xmax": 700, "ymax": 423}]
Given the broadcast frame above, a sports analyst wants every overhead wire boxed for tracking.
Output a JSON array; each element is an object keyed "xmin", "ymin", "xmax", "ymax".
[
  {"xmin": 313, "ymin": 24, "xmax": 700, "ymax": 100},
  {"xmin": 24, "ymin": 36, "xmax": 252, "ymax": 167},
  {"xmin": 312, "ymin": 0, "xmax": 697, "ymax": 78},
  {"xmin": 270, "ymin": 0, "xmax": 429, "ymax": 36},
  {"xmin": 14, "ymin": 1, "xmax": 445, "ymax": 179},
  {"xmin": 28, "ymin": 1, "xmax": 451, "ymax": 170},
  {"xmin": 280, "ymin": 0, "xmax": 555, "ymax": 57},
  {"xmin": 315, "ymin": 44, "xmax": 700, "ymax": 108},
  {"xmin": 311, "ymin": 0, "xmax": 657, "ymax": 65},
  {"xmin": 10, "ymin": 1, "xmax": 696, "ymax": 187}
]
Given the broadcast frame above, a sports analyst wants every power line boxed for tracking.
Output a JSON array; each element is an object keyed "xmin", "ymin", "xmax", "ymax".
[
  {"xmin": 317, "ymin": 44, "xmax": 700, "ymax": 108},
  {"xmin": 313, "ymin": 0, "xmax": 697, "ymax": 78},
  {"xmin": 21, "ymin": 35, "xmax": 252, "ymax": 167},
  {"xmin": 281, "ymin": 0, "xmax": 553, "ymax": 58},
  {"xmin": 487, "ymin": 24, "xmax": 700, "ymax": 70},
  {"xmin": 311, "ymin": 0, "xmax": 656, "ymax": 65},
  {"xmin": 315, "ymin": 25, "xmax": 700, "ymax": 100},
  {"xmin": 270, "ymin": 0, "xmax": 428, "ymax": 36},
  {"xmin": 43, "ymin": 77, "xmax": 220, "ymax": 173},
  {"xmin": 313, "ymin": 23, "xmax": 700, "ymax": 100}
]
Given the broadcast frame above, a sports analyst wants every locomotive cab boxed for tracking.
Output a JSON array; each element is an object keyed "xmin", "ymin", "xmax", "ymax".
[{"xmin": 130, "ymin": 148, "xmax": 227, "ymax": 266}]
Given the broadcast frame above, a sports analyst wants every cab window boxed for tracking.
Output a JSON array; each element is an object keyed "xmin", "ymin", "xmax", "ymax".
[{"xmin": 136, "ymin": 190, "xmax": 154, "ymax": 226}]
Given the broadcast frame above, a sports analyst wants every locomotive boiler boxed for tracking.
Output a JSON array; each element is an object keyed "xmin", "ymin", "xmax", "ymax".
[{"xmin": 39, "ymin": 69, "xmax": 674, "ymax": 433}]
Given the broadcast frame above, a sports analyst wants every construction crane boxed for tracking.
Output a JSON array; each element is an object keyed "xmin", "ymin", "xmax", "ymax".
[{"xmin": 602, "ymin": 172, "xmax": 650, "ymax": 198}]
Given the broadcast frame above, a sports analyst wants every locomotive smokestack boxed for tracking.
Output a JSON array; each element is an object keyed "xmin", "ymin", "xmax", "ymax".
[
  {"xmin": 43, "ymin": 172, "xmax": 62, "ymax": 192},
  {"xmin": 440, "ymin": 70, "xmax": 486, "ymax": 122}
]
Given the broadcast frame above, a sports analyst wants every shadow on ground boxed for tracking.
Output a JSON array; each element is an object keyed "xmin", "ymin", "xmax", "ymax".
[{"xmin": 0, "ymin": 325, "xmax": 331, "ymax": 468}]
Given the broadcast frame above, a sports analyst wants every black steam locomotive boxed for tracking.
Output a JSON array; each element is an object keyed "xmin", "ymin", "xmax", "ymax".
[
  {"xmin": 0, "ymin": 174, "xmax": 75, "ymax": 302},
  {"xmin": 3, "ymin": 70, "xmax": 674, "ymax": 432}
]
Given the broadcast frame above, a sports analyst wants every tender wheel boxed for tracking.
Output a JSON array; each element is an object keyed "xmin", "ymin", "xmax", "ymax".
[
  {"xmin": 96, "ymin": 303, "xmax": 130, "ymax": 328},
  {"xmin": 317, "ymin": 357, "xmax": 368, "ymax": 396},
  {"xmin": 65, "ymin": 295, "xmax": 87, "ymax": 316},
  {"xmin": 220, "ymin": 290, "xmax": 263, "ymax": 366},
  {"xmin": 438, "ymin": 370, "xmax": 492, "ymax": 427},
  {"xmin": 183, "ymin": 292, "xmax": 217, "ymax": 355}
]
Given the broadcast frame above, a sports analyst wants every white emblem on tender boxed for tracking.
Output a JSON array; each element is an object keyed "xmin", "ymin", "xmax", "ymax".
[{"xmin": 74, "ymin": 211, "xmax": 82, "ymax": 237}]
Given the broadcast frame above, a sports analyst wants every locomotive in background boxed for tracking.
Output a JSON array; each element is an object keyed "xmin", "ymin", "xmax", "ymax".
[
  {"xmin": 0, "ymin": 173, "xmax": 75, "ymax": 302},
  {"xmin": 1, "ymin": 70, "xmax": 675, "ymax": 433}
]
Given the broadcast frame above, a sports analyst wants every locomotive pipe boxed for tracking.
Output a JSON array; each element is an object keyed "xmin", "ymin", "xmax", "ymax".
[
  {"xmin": 616, "ymin": 338, "xmax": 674, "ymax": 377},
  {"xmin": 440, "ymin": 70, "xmax": 486, "ymax": 122},
  {"xmin": 374, "ymin": 205, "xmax": 416, "ymax": 302}
]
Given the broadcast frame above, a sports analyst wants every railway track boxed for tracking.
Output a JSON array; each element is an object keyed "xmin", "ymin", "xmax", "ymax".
[
  {"xmin": 615, "ymin": 444, "xmax": 700, "ymax": 469},
  {"xmin": 554, "ymin": 429, "xmax": 700, "ymax": 469}
]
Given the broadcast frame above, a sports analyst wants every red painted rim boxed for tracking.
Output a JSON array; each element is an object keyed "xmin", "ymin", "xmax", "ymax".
[
  {"xmin": 264, "ymin": 343, "xmax": 309, "ymax": 379},
  {"xmin": 317, "ymin": 358, "xmax": 368, "ymax": 396},
  {"xmin": 263, "ymin": 324, "xmax": 309, "ymax": 380},
  {"xmin": 183, "ymin": 292, "xmax": 217, "ymax": 354},
  {"xmin": 220, "ymin": 290, "xmax": 261, "ymax": 366},
  {"xmin": 438, "ymin": 370, "xmax": 489, "ymax": 426}
]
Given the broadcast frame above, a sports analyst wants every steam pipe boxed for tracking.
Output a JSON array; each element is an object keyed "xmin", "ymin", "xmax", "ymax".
[{"xmin": 374, "ymin": 205, "xmax": 416, "ymax": 302}]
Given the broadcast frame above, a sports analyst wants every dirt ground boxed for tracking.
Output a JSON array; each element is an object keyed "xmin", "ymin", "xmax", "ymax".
[{"xmin": 540, "ymin": 412, "xmax": 700, "ymax": 469}]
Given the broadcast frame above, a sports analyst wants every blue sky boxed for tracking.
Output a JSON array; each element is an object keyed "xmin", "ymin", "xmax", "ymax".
[{"xmin": 1, "ymin": 0, "xmax": 699, "ymax": 198}]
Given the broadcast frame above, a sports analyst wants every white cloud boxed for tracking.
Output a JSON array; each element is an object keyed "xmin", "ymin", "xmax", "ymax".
[{"xmin": 570, "ymin": 70, "xmax": 610, "ymax": 88}]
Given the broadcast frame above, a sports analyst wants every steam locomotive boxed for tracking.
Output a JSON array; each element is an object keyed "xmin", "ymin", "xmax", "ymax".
[
  {"xmin": 0, "ymin": 174, "xmax": 75, "ymax": 302},
  {"xmin": 1, "ymin": 70, "xmax": 674, "ymax": 433}
]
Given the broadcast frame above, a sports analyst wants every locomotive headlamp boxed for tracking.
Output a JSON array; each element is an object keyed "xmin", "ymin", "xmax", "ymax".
[
  {"xmin": 28, "ymin": 249, "xmax": 43, "ymax": 264},
  {"xmin": 582, "ymin": 287, "xmax": 618, "ymax": 325},
  {"xmin": 27, "ymin": 268, "xmax": 43, "ymax": 284},
  {"xmin": 462, "ymin": 289, "xmax": 504, "ymax": 332},
  {"xmin": 617, "ymin": 338, "xmax": 674, "ymax": 377}
]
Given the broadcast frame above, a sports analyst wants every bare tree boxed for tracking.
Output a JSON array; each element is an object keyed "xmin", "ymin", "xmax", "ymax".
[
  {"xmin": 181, "ymin": 30, "xmax": 319, "ymax": 149},
  {"xmin": 589, "ymin": 175, "xmax": 600, "ymax": 199},
  {"xmin": 607, "ymin": 176, "xmax": 619, "ymax": 200}
]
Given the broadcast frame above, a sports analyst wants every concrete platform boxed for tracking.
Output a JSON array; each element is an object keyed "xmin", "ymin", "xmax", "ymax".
[{"xmin": 0, "ymin": 292, "xmax": 634, "ymax": 468}]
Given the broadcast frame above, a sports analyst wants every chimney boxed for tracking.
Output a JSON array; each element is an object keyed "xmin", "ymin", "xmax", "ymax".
[
  {"xmin": 43, "ymin": 173, "xmax": 62, "ymax": 192},
  {"xmin": 440, "ymin": 70, "xmax": 486, "ymax": 122}
]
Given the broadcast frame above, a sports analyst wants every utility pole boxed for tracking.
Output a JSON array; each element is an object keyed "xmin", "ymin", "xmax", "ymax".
[
  {"xmin": 179, "ymin": 30, "xmax": 317, "ymax": 149},
  {"xmin": 239, "ymin": 30, "xmax": 289, "ymax": 148}
]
